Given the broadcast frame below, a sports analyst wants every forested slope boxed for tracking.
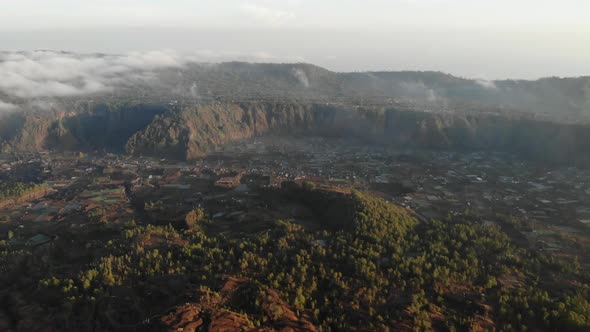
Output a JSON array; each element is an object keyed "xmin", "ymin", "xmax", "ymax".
[{"xmin": 2, "ymin": 189, "xmax": 587, "ymax": 331}]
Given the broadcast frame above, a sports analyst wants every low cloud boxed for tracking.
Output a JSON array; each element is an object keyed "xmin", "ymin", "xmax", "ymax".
[
  {"xmin": 399, "ymin": 81, "xmax": 438, "ymax": 101},
  {"xmin": 0, "ymin": 50, "xmax": 187, "ymax": 99},
  {"xmin": 189, "ymin": 82, "xmax": 199, "ymax": 99},
  {"xmin": 0, "ymin": 50, "xmax": 304, "ymax": 102},
  {"xmin": 292, "ymin": 68, "xmax": 310, "ymax": 87},
  {"xmin": 476, "ymin": 79, "xmax": 498, "ymax": 90},
  {"xmin": 0, "ymin": 99, "xmax": 18, "ymax": 112}
]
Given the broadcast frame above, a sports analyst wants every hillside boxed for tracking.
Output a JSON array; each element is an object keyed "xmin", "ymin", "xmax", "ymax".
[
  {"xmin": 165, "ymin": 62, "xmax": 590, "ymax": 118},
  {"xmin": 2, "ymin": 187, "xmax": 588, "ymax": 331},
  {"xmin": 1, "ymin": 59, "xmax": 589, "ymax": 119}
]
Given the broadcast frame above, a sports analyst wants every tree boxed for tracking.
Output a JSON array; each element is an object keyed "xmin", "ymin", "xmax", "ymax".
[
  {"xmin": 185, "ymin": 208, "xmax": 207, "ymax": 229},
  {"xmin": 302, "ymin": 181, "xmax": 316, "ymax": 191}
]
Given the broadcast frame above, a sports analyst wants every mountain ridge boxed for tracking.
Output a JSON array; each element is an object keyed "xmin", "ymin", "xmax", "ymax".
[{"xmin": 1, "ymin": 58, "xmax": 589, "ymax": 121}]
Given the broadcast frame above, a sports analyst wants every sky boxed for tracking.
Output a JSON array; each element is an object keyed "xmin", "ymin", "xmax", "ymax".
[{"xmin": 1, "ymin": 0, "xmax": 590, "ymax": 79}]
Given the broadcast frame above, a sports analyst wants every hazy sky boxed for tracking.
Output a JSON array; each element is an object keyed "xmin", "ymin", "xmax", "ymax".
[{"xmin": 2, "ymin": 0, "xmax": 590, "ymax": 79}]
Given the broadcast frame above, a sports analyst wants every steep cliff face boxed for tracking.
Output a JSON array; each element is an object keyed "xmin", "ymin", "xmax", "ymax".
[
  {"xmin": 0, "ymin": 102, "xmax": 168, "ymax": 153},
  {"xmin": 125, "ymin": 101, "xmax": 401, "ymax": 159},
  {"xmin": 3, "ymin": 100, "xmax": 590, "ymax": 165},
  {"xmin": 125, "ymin": 102, "xmax": 590, "ymax": 164},
  {"xmin": 126, "ymin": 102, "xmax": 319, "ymax": 159},
  {"xmin": 382, "ymin": 110, "xmax": 590, "ymax": 162}
]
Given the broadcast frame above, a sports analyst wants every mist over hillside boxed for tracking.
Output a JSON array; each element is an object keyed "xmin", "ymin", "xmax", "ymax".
[{"xmin": 1, "ymin": 50, "xmax": 589, "ymax": 120}]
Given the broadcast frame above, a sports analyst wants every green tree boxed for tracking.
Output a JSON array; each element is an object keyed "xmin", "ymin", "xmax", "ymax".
[{"xmin": 185, "ymin": 208, "xmax": 207, "ymax": 229}]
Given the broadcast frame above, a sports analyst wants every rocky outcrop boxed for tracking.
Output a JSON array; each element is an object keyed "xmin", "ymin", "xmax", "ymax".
[
  {"xmin": 3, "ymin": 100, "xmax": 590, "ymax": 164},
  {"xmin": 126, "ymin": 102, "xmax": 318, "ymax": 159}
]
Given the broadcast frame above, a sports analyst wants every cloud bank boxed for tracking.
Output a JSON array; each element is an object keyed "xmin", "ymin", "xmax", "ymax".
[
  {"xmin": 0, "ymin": 50, "xmax": 305, "ymax": 106},
  {"xmin": 0, "ymin": 50, "xmax": 188, "ymax": 99}
]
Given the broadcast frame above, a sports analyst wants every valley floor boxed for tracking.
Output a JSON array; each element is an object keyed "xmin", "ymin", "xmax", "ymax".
[{"xmin": 0, "ymin": 138, "xmax": 589, "ymax": 331}]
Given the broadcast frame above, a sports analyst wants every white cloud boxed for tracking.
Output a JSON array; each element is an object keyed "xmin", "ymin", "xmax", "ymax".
[
  {"xmin": 476, "ymin": 79, "xmax": 498, "ymax": 90},
  {"xmin": 0, "ymin": 50, "xmax": 307, "ymax": 100},
  {"xmin": 240, "ymin": 4, "xmax": 296, "ymax": 27},
  {"xmin": 0, "ymin": 50, "xmax": 188, "ymax": 99},
  {"xmin": 292, "ymin": 68, "xmax": 310, "ymax": 87}
]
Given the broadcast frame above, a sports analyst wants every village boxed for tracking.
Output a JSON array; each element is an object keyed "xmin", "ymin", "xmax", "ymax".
[{"xmin": 1, "ymin": 136, "xmax": 590, "ymax": 265}]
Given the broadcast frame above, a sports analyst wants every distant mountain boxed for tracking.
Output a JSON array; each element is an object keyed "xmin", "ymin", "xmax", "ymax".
[
  {"xmin": 1, "ymin": 59, "xmax": 589, "ymax": 120},
  {"xmin": 167, "ymin": 62, "xmax": 590, "ymax": 119},
  {"xmin": 172, "ymin": 63, "xmax": 590, "ymax": 119}
]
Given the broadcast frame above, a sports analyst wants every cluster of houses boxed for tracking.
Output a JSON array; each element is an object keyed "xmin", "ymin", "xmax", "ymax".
[{"xmin": 2, "ymin": 137, "xmax": 590, "ymax": 260}]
